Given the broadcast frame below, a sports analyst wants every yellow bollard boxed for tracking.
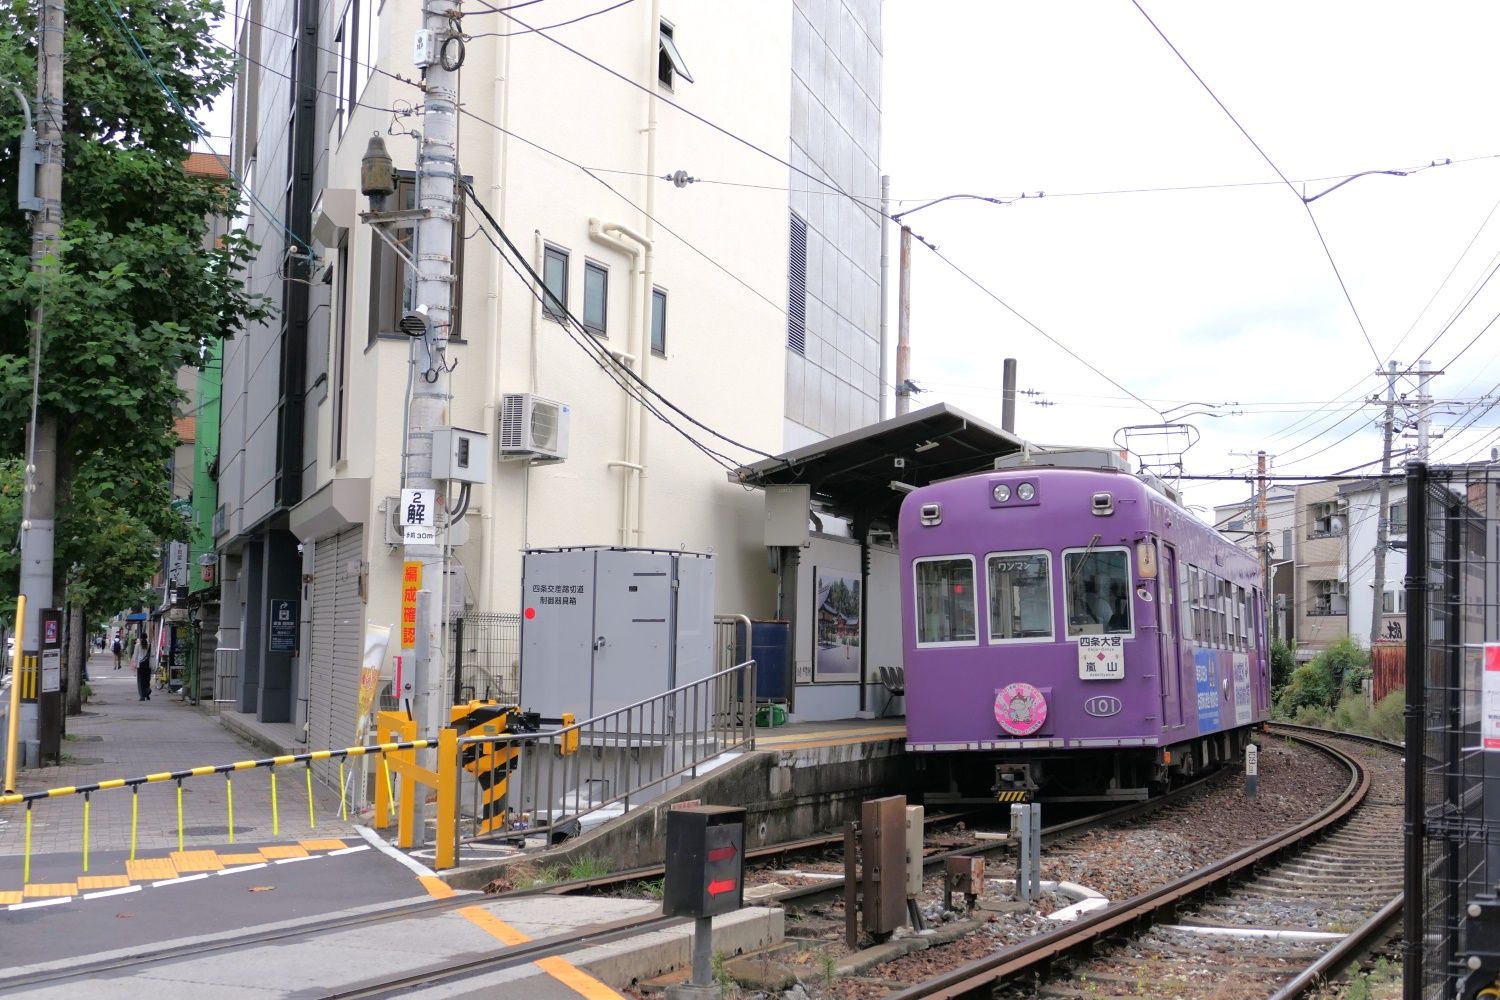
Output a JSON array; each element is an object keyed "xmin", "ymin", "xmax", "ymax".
[
  {"xmin": 270, "ymin": 767, "xmax": 279, "ymax": 837},
  {"xmin": 339, "ymin": 760, "xmax": 348, "ymax": 822},
  {"xmin": 226, "ymin": 774, "xmax": 235, "ymax": 844},
  {"xmin": 82, "ymin": 793, "xmax": 90, "ymax": 874},
  {"xmin": 382, "ymin": 753, "xmax": 395, "ymax": 813},
  {"xmin": 176, "ymin": 779, "xmax": 185, "ymax": 854},
  {"xmin": 23, "ymin": 802, "xmax": 32, "ymax": 884},
  {"xmin": 129, "ymin": 786, "xmax": 139, "ymax": 861},
  {"xmin": 305, "ymin": 763, "xmax": 315, "ymax": 830}
]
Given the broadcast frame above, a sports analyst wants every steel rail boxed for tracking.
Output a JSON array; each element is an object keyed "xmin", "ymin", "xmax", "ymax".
[
  {"xmin": 1268, "ymin": 893, "xmax": 1403, "ymax": 1000},
  {"xmin": 884, "ymin": 732, "xmax": 1373, "ymax": 1000}
]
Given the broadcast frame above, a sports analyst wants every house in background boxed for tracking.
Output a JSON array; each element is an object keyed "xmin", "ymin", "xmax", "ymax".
[
  {"xmin": 1341, "ymin": 477, "xmax": 1407, "ymax": 647},
  {"xmin": 1213, "ymin": 483, "xmax": 1297, "ymax": 643},
  {"xmin": 1293, "ymin": 480, "xmax": 1348, "ymax": 660}
]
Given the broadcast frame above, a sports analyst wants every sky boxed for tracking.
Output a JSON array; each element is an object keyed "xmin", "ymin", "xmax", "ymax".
[
  {"xmin": 881, "ymin": 1, "xmax": 1500, "ymax": 514},
  {"xmin": 197, "ymin": 1, "xmax": 1500, "ymax": 515}
]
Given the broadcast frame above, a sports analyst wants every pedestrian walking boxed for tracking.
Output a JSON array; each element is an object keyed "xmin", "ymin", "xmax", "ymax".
[
  {"xmin": 135, "ymin": 629, "xmax": 152, "ymax": 701},
  {"xmin": 112, "ymin": 634, "xmax": 123, "ymax": 670}
]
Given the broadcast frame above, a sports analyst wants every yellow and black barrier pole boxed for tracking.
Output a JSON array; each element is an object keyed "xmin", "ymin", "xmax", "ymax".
[{"xmin": 4, "ymin": 595, "xmax": 26, "ymax": 795}]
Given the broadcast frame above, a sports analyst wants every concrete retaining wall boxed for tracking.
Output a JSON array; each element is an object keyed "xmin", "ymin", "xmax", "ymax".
[{"xmin": 444, "ymin": 737, "xmax": 918, "ymax": 890}]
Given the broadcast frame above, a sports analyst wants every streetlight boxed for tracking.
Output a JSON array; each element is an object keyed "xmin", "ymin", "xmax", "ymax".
[{"xmin": 887, "ymin": 194, "xmax": 1009, "ymax": 416}]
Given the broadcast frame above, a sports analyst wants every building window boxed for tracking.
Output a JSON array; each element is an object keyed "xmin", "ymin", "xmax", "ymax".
[
  {"xmin": 913, "ymin": 557, "xmax": 977, "ymax": 647},
  {"xmin": 787, "ymin": 210, "xmax": 806, "ymax": 354},
  {"xmin": 582, "ymin": 261, "xmax": 607, "ymax": 336},
  {"xmin": 333, "ymin": 3, "xmax": 352, "ymax": 135},
  {"xmin": 658, "ymin": 21, "xmax": 692, "ymax": 90},
  {"xmin": 1383, "ymin": 590, "xmax": 1406, "ymax": 614},
  {"xmin": 651, "ymin": 287, "xmax": 667, "ymax": 356},
  {"xmin": 368, "ymin": 172, "xmax": 465, "ymax": 344},
  {"xmin": 542, "ymin": 245, "xmax": 568, "ymax": 321},
  {"xmin": 1389, "ymin": 500, "xmax": 1407, "ymax": 534}
]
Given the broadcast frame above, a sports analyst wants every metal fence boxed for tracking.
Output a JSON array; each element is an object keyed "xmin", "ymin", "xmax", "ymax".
[
  {"xmin": 456, "ymin": 660, "xmax": 756, "ymax": 848},
  {"xmin": 451, "ymin": 613, "xmax": 520, "ymax": 706},
  {"xmin": 1406, "ymin": 462, "xmax": 1500, "ymax": 1000}
]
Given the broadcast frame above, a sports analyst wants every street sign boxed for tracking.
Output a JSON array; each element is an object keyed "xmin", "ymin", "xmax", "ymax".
[
  {"xmin": 400, "ymin": 488, "xmax": 435, "ymax": 527},
  {"xmin": 268, "ymin": 599, "xmax": 298, "ymax": 653},
  {"xmin": 401, "ymin": 561, "xmax": 422, "ymax": 647},
  {"xmin": 403, "ymin": 524, "xmax": 436, "ymax": 546},
  {"xmin": 663, "ymin": 805, "xmax": 745, "ymax": 919}
]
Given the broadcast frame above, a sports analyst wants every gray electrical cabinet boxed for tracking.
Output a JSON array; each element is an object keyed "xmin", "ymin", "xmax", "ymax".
[{"xmin": 519, "ymin": 547, "xmax": 715, "ymax": 721}]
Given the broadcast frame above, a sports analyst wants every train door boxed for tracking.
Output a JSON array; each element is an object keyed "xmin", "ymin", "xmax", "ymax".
[{"xmin": 1159, "ymin": 544, "xmax": 1185, "ymax": 729}]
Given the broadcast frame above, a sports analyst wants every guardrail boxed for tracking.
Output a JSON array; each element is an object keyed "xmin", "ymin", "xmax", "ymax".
[
  {"xmin": 456, "ymin": 660, "xmax": 757, "ymax": 854},
  {"xmin": 211, "ymin": 647, "xmax": 239, "ymax": 714}
]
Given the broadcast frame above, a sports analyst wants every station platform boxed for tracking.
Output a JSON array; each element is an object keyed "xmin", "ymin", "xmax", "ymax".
[{"xmin": 753, "ymin": 717, "xmax": 905, "ymax": 750}]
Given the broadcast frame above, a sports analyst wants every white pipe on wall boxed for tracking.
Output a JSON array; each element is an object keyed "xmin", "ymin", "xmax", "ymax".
[
  {"xmin": 589, "ymin": 218, "xmax": 652, "ymax": 546},
  {"xmin": 638, "ymin": 0, "xmax": 661, "ymax": 548}
]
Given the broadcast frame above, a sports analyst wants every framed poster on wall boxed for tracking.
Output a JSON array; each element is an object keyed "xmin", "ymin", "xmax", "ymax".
[{"xmin": 813, "ymin": 567, "xmax": 861, "ymax": 683}]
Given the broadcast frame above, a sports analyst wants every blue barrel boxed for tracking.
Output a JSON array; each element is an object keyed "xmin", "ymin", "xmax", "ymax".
[{"xmin": 736, "ymin": 619, "xmax": 790, "ymax": 702}]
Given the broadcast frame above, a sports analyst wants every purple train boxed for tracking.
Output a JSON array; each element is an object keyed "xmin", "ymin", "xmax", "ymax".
[{"xmin": 898, "ymin": 449, "xmax": 1270, "ymax": 799}]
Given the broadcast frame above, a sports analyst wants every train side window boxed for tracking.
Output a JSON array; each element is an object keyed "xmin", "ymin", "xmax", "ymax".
[
  {"xmin": 1063, "ymin": 547, "xmax": 1133, "ymax": 637},
  {"xmin": 914, "ymin": 556, "xmax": 978, "ymax": 647},
  {"xmin": 986, "ymin": 551, "xmax": 1053, "ymax": 642}
]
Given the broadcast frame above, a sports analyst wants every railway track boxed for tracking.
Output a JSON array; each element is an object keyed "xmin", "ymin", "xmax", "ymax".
[{"xmin": 885, "ymin": 727, "xmax": 1403, "ymax": 1000}]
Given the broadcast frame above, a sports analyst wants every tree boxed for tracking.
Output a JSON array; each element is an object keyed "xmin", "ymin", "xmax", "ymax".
[{"xmin": 0, "ymin": 0, "xmax": 268, "ymax": 708}]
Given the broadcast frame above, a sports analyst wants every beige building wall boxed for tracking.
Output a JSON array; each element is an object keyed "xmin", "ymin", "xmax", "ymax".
[{"xmin": 1293, "ymin": 481, "xmax": 1348, "ymax": 658}]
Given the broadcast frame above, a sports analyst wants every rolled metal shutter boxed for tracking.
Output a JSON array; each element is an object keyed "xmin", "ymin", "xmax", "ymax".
[{"xmin": 307, "ymin": 536, "xmax": 340, "ymax": 787}]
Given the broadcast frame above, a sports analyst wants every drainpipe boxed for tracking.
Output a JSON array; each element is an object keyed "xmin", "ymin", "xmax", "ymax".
[
  {"xmin": 589, "ymin": 219, "xmax": 652, "ymax": 545},
  {"xmin": 478, "ymin": 27, "xmax": 513, "ymax": 616},
  {"xmin": 638, "ymin": 0, "xmax": 660, "ymax": 548}
]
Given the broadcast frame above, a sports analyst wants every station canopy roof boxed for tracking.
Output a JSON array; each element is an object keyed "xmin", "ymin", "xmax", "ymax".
[{"xmin": 731, "ymin": 402, "xmax": 1026, "ymax": 528}]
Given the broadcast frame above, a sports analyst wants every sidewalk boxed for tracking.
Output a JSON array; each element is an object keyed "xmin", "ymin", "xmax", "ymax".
[{"xmin": 0, "ymin": 651, "xmax": 358, "ymax": 859}]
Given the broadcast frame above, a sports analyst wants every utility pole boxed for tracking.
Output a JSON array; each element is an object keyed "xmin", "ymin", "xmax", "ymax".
[
  {"xmin": 895, "ymin": 224, "xmax": 911, "ymax": 416},
  {"xmin": 408, "ymin": 3, "xmax": 459, "ymax": 740},
  {"xmin": 18, "ymin": 0, "xmax": 64, "ymax": 733},
  {"xmin": 1415, "ymin": 358, "xmax": 1432, "ymax": 462},
  {"xmin": 1001, "ymin": 358, "xmax": 1017, "ymax": 433},
  {"xmin": 1256, "ymin": 450, "xmax": 1270, "ymax": 615},
  {"xmin": 1370, "ymin": 360, "xmax": 1398, "ymax": 647}
]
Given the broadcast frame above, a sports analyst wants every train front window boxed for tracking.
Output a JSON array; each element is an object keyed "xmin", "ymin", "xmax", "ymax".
[
  {"xmin": 1063, "ymin": 547, "xmax": 1132, "ymax": 637},
  {"xmin": 987, "ymin": 551, "xmax": 1053, "ymax": 642},
  {"xmin": 914, "ymin": 557, "xmax": 977, "ymax": 646}
]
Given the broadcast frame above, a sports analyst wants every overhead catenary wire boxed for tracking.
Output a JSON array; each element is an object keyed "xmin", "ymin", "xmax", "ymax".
[
  {"xmin": 1129, "ymin": 0, "xmax": 1383, "ymax": 371},
  {"xmin": 463, "ymin": 0, "xmax": 635, "ymax": 38}
]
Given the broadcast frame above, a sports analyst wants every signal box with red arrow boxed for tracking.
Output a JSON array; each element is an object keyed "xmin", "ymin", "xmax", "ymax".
[{"xmin": 663, "ymin": 804, "xmax": 745, "ymax": 919}]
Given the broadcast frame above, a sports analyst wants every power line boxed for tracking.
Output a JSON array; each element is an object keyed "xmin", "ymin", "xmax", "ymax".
[
  {"xmin": 464, "ymin": 0, "xmax": 634, "ymax": 38},
  {"xmin": 1129, "ymin": 0, "xmax": 1383, "ymax": 370}
]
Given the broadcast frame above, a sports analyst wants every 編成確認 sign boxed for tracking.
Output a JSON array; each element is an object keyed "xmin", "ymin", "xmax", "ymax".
[{"xmin": 268, "ymin": 599, "xmax": 298, "ymax": 653}]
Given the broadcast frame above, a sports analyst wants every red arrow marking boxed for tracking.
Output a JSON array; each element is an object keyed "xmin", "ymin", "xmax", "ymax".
[
  {"xmin": 707, "ymin": 879, "xmax": 737, "ymax": 896},
  {"xmin": 707, "ymin": 844, "xmax": 738, "ymax": 863}
]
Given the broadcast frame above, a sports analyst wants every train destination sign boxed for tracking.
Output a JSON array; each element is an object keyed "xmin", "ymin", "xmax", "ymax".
[{"xmin": 1077, "ymin": 634, "xmax": 1124, "ymax": 680}]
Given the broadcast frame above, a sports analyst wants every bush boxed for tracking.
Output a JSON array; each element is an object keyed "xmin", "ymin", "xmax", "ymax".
[
  {"xmin": 1292, "ymin": 704, "xmax": 1331, "ymax": 728},
  {"xmin": 1370, "ymin": 688, "xmax": 1405, "ymax": 742},
  {"xmin": 1274, "ymin": 638, "xmax": 1371, "ymax": 718},
  {"xmin": 1270, "ymin": 639, "xmax": 1297, "ymax": 693}
]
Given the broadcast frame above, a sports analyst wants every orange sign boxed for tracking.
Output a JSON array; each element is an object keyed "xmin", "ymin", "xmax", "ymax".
[{"xmin": 401, "ymin": 560, "xmax": 422, "ymax": 647}]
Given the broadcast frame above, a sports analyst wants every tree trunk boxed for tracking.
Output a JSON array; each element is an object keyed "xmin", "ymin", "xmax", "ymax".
[{"xmin": 65, "ymin": 603, "xmax": 86, "ymax": 715}]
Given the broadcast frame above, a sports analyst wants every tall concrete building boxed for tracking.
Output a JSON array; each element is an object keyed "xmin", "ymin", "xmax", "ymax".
[{"xmin": 218, "ymin": 2, "xmax": 884, "ymax": 753}]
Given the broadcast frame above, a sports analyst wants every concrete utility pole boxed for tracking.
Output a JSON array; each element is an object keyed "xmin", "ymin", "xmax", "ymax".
[
  {"xmin": 407, "ymin": 3, "xmax": 459, "ymax": 739},
  {"xmin": 1370, "ymin": 360, "xmax": 1398, "ymax": 647},
  {"xmin": 1001, "ymin": 358, "xmax": 1017, "ymax": 433},
  {"xmin": 18, "ymin": 0, "xmax": 63, "ymax": 726},
  {"xmin": 1256, "ymin": 450, "xmax": 1270, "ymax": 607},
  {"xmin": 1415, "ymin": 358, "xmax": 1432, "ymax": 462},
  {"xmin": 895, "ymin": 225, "xmax": 911, "ymax": 415}
]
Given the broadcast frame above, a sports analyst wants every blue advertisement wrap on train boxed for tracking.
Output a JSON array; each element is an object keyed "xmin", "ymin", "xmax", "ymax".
[{"xmin": 1195, "ymin": 650, "xmax": 1221, "ymax": 731}]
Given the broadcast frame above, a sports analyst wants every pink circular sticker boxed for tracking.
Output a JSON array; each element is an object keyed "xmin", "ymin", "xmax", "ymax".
[{"xmin": 994, "ymin": 683, "xmax": 1047, "ymax": 737}]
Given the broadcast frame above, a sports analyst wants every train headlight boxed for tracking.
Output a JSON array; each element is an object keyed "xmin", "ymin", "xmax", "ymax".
[
  {"xmin": 993, "ymin": 484, "xmax": 1011, "ymax": 503},
  {"xmin": 1016, "ymin": 482, "xmax": 1035, "ymax": 501}
]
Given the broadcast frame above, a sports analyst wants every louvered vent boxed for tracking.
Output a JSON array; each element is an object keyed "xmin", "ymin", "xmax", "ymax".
[{"xmin": 788, "ymin": 210, "xmax": 807, "ymax": 354}]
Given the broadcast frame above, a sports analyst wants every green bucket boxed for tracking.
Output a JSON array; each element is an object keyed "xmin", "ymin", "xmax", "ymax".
[{"xmin": 755, "ymin": 703, "xmax": 787, "ymax": 728}]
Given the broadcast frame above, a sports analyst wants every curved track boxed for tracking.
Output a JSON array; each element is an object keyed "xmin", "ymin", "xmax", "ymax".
[{"xmin": 886, "ymin": 727, "xmax": 1403, "ymax": 1000}]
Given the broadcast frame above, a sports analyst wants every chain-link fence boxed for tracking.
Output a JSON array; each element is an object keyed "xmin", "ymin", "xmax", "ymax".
[{"xmin": 1407, "ymin": 461, "xmax": 1500, "ymax": 1000}]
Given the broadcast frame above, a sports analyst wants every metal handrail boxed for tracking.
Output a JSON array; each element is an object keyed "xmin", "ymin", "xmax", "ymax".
[{"xmin": 456, "ymin": 659, "xmax": 757, "ymax": 846}]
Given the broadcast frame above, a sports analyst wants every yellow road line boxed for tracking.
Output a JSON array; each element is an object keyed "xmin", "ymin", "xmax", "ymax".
[
  {"xmin": 458, "ymin": 906, "xmax": 531, "ymax": 946},
  {"xmin": 172, "ymin": 850, "xmax": 224, "ymax": 872},
  {"xmin": 259, "ymin": 845, "xmax": 308, "ymax": 860},
  {"xmin": 534, "ymin": 956, "xmax": 625, "ymax": 1000},
  {"xmin": 77, "ymin": 875, "xmax": 130, "ymax": 890},
  {"xmin": 300, "ymin": 838, "xmax": 349, "ymax": 852},
  {"xmin": 0, "ymin": 891, "xmax": 21, "ymax": 905},
  {"xmin": 22, "ymin": 883, "xmax": 76, "ymax": 898},
  {"xmin": 218, "ymin": 853, "xmax": 267, "ymax": 866},
  {"xmin": 418, "ymin": 876, "xmax": 455, "ymax": 899},
  {"xmin": 126, "ymin": 858, "xmax": 176, "ymax": 881}
]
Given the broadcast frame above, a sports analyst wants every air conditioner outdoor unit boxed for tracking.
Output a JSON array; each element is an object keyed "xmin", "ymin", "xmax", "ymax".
[{"xmin": 498, "ymin": 393, "xmax": 569, "ymax": 463}]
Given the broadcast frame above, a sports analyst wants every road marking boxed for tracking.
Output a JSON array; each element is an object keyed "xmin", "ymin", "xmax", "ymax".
[
  {"xmin": 152, "ymin": 873, "xmax": 211, "ymax": 888},
  {"xmin": 458, "ymin": 906, "xmax": 531, "ymax": 946},
  {"xmin": 0, "ymin": 892, "xmax": 21, "ymax": 905},
  {"xmin": 219, "ymin": 853, "xmax": 269, "ymax": 866},
  {"xmin": 300, "ymin": 838, "xmax": 349, "ymax": 852},
  {"xmin": 260, "ymin": 845, "xmax": 309, "ymax": 860},
  {"xmin": 419, "ymin": 876, "xmax": 455, "ymax": 898},
  {"xmin": 534, "ymin": 955, "xmax": 625, "ymax": 1000},
  {"xmin": 9, "ymin": 897, "xmax": 70, "ymax": 911},
  {"xmin": 273, "ymin": 856, "xmax": 316, "ymax": 865},
  {"xmin": 329, "ymin": 845, "xmax": 370, "ymax": 856},
  {"xmin": 171, "ymin": 850, "xmax": 224, "ymax": 872},
  {"xmin": 127, "ymin": 857, "xmax": 177, "ymax": 881},
  {"xmin": 83, "ymin": 885, "xmax": 142, "ymax": 900},
  {"xmin": 78, "ymin": 874, "xmax": 131, "ymax": 890},
  {"xmin": 355, "ymin": 824, "xmax": 435, "ymax": 877},
  {"xmin": 23, "ymin": 883, "xmax": 77, "ymax": 898},
  {"xmin": 217, "ymin": 862, "xmax": 268, "ymax": 875}
]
